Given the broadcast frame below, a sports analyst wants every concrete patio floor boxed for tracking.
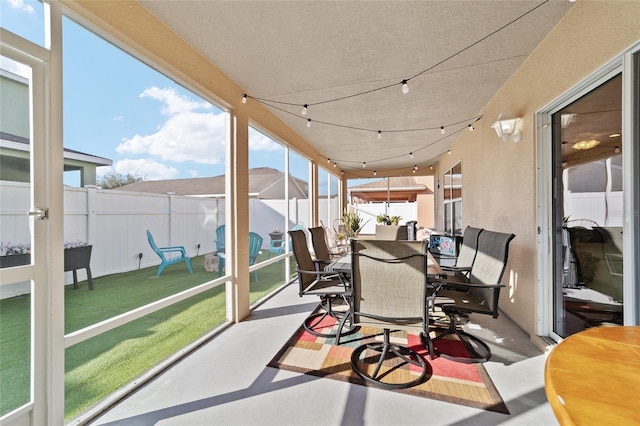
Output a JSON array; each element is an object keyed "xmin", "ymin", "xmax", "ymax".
[{"xmin": 89, "ymin": 282, "xmax": 558, "ymax": 426}]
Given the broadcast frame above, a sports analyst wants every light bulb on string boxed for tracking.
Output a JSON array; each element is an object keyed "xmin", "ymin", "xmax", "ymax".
[
  {"xmin": 373, "ymin": 170, "xmax": 377, "ymax": 176},
  {"xmin": 401, "ymin": 80, "xmax": 409, "ymax": 94},
  {"xmin": 242, "ymin": 94, "xmax": 247, "ymax": 104},
  {"xmin": 363, "ymin": 162, "xmax": 366, "ymax": 168},
  {"xmin": 333, "ymin": 162, "xmax": 337, "ymax": 168},
  {"xmin": 430, "ymin": 165, "xmax": 433, "ymax": 170},
  {"xmin": 301, "ymin": 104, "xmax": 308, "ymax": 115},
  {"xmin": 440, "ymin": 126, "xmax": 445, "ymax": 135},
  {"xmin": 378, "ymin": 130, "xmax": 382, "ymax": 139},
  {"xmin": 409, "ymin": 152, "xmax": 414, "ymax": 159},
  {"xmin": 327, "ymin": 158, "xmax": 331, "ymax": 163},
  {"xmin": 447, "ymin": 149, "xmax": 451, "ymax": 155},
  {"xmin": 307, "ymin": 119, "xmax": 311, "ymax": 128},
  {"xmin": 615, "ymin": 146, "xmax": 620, "ymax": 154},
  {"xmin": 468, "ymin": 124, "xmax": 474, "ymax": 131},
  {"xmin": 412, "ymin": 168, "xmax": 416, "ymax": 174}
]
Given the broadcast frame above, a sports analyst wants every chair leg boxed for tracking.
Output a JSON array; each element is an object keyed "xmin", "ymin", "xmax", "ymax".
[
  {"xmin": 432, "ymin": 310, "xmax": 491, "ymax": 364},
  {"xmin": 304, "ymin": 295, "xmax": 357, "ymax": 339},
  {"xmin": 350, "ymin": 329, "xmax": 428, "ymax": 389}
]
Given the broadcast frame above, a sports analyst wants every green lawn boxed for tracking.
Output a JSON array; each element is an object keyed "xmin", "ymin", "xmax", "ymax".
[{"xmin": 0, "ymin": 253, "xmax": 294, "ymax": 420}]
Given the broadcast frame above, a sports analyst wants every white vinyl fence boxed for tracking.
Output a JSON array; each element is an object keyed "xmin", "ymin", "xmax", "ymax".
[{"xmin": 1, "ymin": 182, "xmax": 335, "ymax": 297}]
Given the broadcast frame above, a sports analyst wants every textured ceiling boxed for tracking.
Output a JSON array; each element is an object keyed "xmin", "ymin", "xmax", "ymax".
[{"xmin": 139, "ymin": 0, "xmax": 573, "ymax": 176}]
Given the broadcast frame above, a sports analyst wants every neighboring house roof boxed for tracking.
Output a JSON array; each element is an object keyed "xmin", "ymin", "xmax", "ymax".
[
  {"xmin": 115, "ymin": 167, "xmax": 309, "ymax": 199},
  {"xmin": 349, "ymin": 176, "xmax": 432, "ymax": 202},
  {"xmin": 0, "ymin": 132, "xmax": 113, "ymax": 166}
]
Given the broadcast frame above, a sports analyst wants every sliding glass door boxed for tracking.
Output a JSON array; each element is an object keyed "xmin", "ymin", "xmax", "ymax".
[{"xmin": 551, "ymin": 74, "xmax": 624, "ymax": 338}]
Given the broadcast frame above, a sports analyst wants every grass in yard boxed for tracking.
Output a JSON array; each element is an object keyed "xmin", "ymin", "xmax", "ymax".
[{"xmin": 0, "ymin": 253, "xmax": 294, "ymax": 419}]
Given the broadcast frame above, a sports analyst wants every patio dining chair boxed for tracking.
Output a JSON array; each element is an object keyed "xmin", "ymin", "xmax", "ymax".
[
  {"xmin": 439, "ymin": 226, "xmax": 483, "ymax": 278},
  {"xmin": 429, "ymin": 229, "xmax": 515, "ymax": 363},
  {"xmin": 289, "ymin": 229, "xmax": 354, "ymax": 338},
  {"xmin": 336, "ymin": 239, "xmax": 432, "ymax": 389},
  {"xmin": 146, "ymin": 230, "xmax": 193, "ymax": 276},
  {"xmin": 308, "ymin": 226, "xmax": 342, "ymax": 265}
]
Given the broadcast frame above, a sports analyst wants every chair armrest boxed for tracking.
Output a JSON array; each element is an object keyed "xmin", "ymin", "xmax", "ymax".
[
  {"xmin": 295, "ymin": 268, "xmax": 347, "ymax": 284},
  {"xmin": 440, "ymin": 265, "xmax": 472, "ymax": 273},
  {"xmin": 158, "ymin": 246, "xmax": 187, "ymax": 255}
]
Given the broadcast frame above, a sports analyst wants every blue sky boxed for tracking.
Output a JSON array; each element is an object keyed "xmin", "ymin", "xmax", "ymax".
[{"xmin": 1, "ymin": 0, "xmax": 309, "ymax": 186}]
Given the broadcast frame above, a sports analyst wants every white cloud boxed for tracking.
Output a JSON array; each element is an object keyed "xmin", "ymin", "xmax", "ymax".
[
  {"xmin": 189, "ymin": 170, "xmax": 199, "ymax": 177},
  {"xmin": 113, "ymin": 115, "xmax": 124, "ymax": 121},
  {"xmin": 140, "ymin": 86, "xmax": 212, "ymax": 115},
  {"xmin": 117, "ymin": 86, "xmax": 281, "ymax": 165},
  {"xmin": 112, "ymin": 158, "xmax": 178, "ymax": 181},
  {"xmin": 249, "ymin": 127, "xmax": 283, "ymax": 152},
  {"xmin": 117, "ymin": 87, "xmax": 226, "ymax": 164},
  {"xmin": 8, "ymin": 0, "xmax": 34, "ymax": 13}
]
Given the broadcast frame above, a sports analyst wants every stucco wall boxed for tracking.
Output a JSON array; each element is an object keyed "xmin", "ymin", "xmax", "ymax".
[{"xmin": 436, "ymin": 1, "xmax": 640, "ymax": 335}]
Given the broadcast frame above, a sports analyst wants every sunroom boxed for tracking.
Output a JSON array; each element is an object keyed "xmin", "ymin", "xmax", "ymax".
[{"xmin": 0, "ymin": 1, "xmax": 639, "ymax": 425}]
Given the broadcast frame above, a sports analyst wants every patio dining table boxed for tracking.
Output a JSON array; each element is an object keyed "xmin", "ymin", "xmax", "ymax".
[
  {"xmin": 325, "ymin": 250, "xmax": 443, "ymax": 277},
  {"xmin": 544, "ymin": 325, "xmax": 640, "ymax": 425}
]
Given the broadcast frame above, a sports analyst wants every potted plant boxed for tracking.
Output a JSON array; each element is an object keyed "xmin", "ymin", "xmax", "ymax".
[
  {"xmin": 342, "ymin": 210, "xmax": 365, "ymax": 239},
  {"xmin": 268, "ymin": 229, "xmax": 284, "ymax": 242},
  {"xmin": 0, "ymin": 242, "xmax": 31, "ymax": 268},
  {"xmin": 376, "ymin": 214, "xmax": 391, "ymax": 225},
  {"xmin": 376, "ymin": 214, "xmax": 402, "ymax": 225}
]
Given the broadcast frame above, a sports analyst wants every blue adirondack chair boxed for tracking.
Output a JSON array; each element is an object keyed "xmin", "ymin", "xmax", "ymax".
[
  {"xmin": 217, "ymin": 231, "xmax": 263, "ymax": 281},
  {"xmin": 146, "ymin": 230, "xmax": 193, "ymax": 276},
  {"xmin": 213, "ymin": 225, "xmax": 225, "ymax": 252}
]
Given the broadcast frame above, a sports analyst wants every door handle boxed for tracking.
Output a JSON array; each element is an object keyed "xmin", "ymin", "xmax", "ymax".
[{"xmin": 28, "ymin": 208, "xmax": 49, "ymax": 220}]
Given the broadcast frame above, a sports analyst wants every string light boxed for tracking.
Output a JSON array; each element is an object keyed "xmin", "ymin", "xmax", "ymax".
[
  {"xmin": 468, "ymin": 124, "xmax": 474, "ymax": 131},
  {"xmin": 327, "ymin": 158, "xmax": 331, "ymax": 163},
  {"xmin": 401, "ymin": 80, "xmax": 409, "ymax": 94},
  {"xmin": 333, "ymin": 162, "xmax": 337, "ymax": 168},
  {"xmin": 322, "ymin": 118, "xmax": 483, "ymax": 178},
  {"xmin": 373, "ymin": 170, "xmax": 377, "ymax": 176},
  {"xmin": 301, "ymin": 104, "xmax": 308, "ymax": 115},
  {"xmin": 378, "ymin": 130, "xmax": 382, "ymax": 139},
  {"xmin": 307, "ymin": 119, "xmax": 311, "ymax": 128},
  {"xmin": 242, "ymin": 94, "xmax": 247, "ymax": 104},
  {"xmin": 409, "ymin": 152, "xmax": 414, "ymax": 159},
  {"xmin": 615, "ymin": 146, "xmax": 620, "ymax": 154},
  {"xmin": 440, "ymin": 126, "xmax": 445, "ymax": 135}
]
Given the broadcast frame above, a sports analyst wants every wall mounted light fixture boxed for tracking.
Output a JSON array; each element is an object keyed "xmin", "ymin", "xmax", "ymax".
[{"xmin": 491, "ymin": 116, "xmax": 522, "ymax": 142}]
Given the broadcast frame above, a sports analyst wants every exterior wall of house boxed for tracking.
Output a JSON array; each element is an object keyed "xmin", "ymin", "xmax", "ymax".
[
  {"xmin": 436, "ymin": 1, "xmax": 640, "ymax": 335},
  {"xmin": 415, "ymin": 175, "xmax": 435, "ymax": 229},
  {"xmin": 0, "ymin": 74, "xmax": 29, "ymax": 138}
]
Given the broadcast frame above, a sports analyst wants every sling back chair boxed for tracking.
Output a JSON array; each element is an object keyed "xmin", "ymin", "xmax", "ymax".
[
  {"xmin": 309, "ymin": 226, "xmax": 342, "ymax": 265},
  {"xmin": 289, "ymin": 229, "xmax": 354, "ymax": 338},
  {"xmin": 429, "ymin": 229, "xmax": 515, "ymax": 363},
  {"xmin": 439, "ymin": 226, "xmax": 483, "ymax": 277},
  {"xmin": 336, "ymin": 239, "xmax": 433, "ymax": 389}
]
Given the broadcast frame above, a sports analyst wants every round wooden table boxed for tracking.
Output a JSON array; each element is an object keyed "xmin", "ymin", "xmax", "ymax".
[{"xmin": 544, "ymin": 326, "xmax": 640, "ymax": 425}]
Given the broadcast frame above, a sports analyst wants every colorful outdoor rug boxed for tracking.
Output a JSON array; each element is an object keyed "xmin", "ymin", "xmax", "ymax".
[{"xmin": 268, "ymin": 314, "xmax": 509, "ymax": 414}]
